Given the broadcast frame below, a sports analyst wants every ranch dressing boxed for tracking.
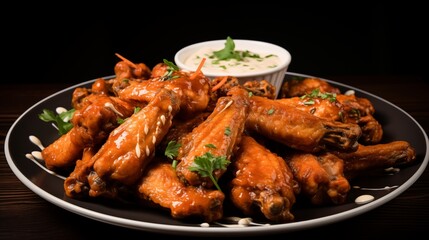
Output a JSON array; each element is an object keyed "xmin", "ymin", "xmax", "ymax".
[{"xmin": 184, "ymin": 47, "xmax": 280, "ymax": 75}]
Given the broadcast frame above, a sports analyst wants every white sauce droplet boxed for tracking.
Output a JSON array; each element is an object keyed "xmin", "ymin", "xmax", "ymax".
[
  {"xmin": 56, "ymin": 107, "xmax": 67, "ymax": 114},
  {"xmin": 25, "ymin": 153, "xmax": 35, "ymax": 160},
  {"xmin": 29, "ymin": 135, "xmax": 45, "ymax": 150},
  {"xmin": 31, "ymin": 151, "xmax": 43, "ymax": 160},
  {"xmin": 344, "ymin": 89, "xmax": 355, "ymax": 96},
  {"xmin": 200, "ymin": 222, "xmax": 210, "ymax": 227},
  {"xmin": 238, "ymin": 218, "xmax": 251, "ymax": 226},
  {"xmin": 355, "ymin": 194, "xmax": 375, "ymax": 205}
]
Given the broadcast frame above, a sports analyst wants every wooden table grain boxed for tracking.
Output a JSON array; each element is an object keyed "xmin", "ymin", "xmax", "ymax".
[{"xmin": 1, "ymin": 75, "xmax": 428, "ymax": 239}]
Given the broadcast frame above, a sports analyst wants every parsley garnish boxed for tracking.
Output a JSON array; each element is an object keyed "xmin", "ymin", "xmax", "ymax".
[
  {"xmin": 188, "ymin": 152, "xmax": 229, "ymax": 192},
  {"xmin": 165, "ymin": 140, "xmax": 181, "ymax": 160},
  {"xmin": 224, "ymin": 126, "xmax": 231, "ymax": 136},
  {"xmin": 38, "ymin": 108, "xmax": 75, "ymax": 135},
  {"xmin": 165, "ymin": 140, "xmax": 182, "ymax": 170},
  {"xmin": 205, "ymin": 143, "xmax": 217, "ymax": 149},
  {"xmin": 212, "ymin": 36, "xmax": 262, "ymax": 62},
  {"xmin": 300, "ymin": 88, "xmax": 337, "ymax": 105}
]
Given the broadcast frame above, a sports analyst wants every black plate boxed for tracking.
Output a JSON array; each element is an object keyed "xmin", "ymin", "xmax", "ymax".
[{"xmin": 5, "ymin": 72, "xmax": 429, "ymax": 237}]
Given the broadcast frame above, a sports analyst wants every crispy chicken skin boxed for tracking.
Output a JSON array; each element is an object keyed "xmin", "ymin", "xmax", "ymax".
[
  {"xmin": 175, "ymin": 87, "xmax": 250, "ymax": 188},
  {"xmin": 64, "ymin": 147, "xmax": 97, "ymax": 198},
  {"xmin": 332, "ymin": 141, "xmax": 417, "ymax": 179},
  {"xmin": 42, "ymin": 128, "xmax": 84, "ymax": 170},
  {"xmin": 137, "ymin": 161, "xmax": 224, "ymax": 223},
  {"xmin": 243, "ymin": 79, "xmax": 277, "ymax": 99},
  {"xmin": 277, "ymin": 93, "xmax": 383, "ymax": 144},
  {"xmin": 280, "ymin": 77, "xmax": 341, "ymax": 98},
  {"xmin": 230, "ymin": 135, "xmax": 297, "ymax": 222},
  {"xmin": 246, "ymin": 95, "xmax": 362, "ymax": 153},
  {"xmin": 285, "ymin": 151, "xmax": 350, "ymax": 205},
  {"xmin": 117, "ymin": 68, "xmax": 211, "ymax": 118}
]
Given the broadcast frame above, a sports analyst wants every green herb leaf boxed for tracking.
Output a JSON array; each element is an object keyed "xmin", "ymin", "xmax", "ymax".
[
  {"xmin": 172, "ymin": 160, "xmax": 178, "ymax": 170},
  {"xmin": 161, "ymin": 59, "xmax": 179, "ymax": 80},
  {"xmin": 224, "ymin": 126, "xmax": 231, "ymax": 136},
  {"xmin": 213, "ymin": 36, "xmax": 240, "ymax": 61},
  {"xmin": 165, "ymin": 140, "xmax": 181, "ymax": 159},
  {"xmin": 188, "ymin": 152, "xmax": 229, "ymax": 192},
  {"xmin": 300, "ymin": 88, "xmax": 337, "ymax": 105},
  {"xmin": 38, "ymin": 108, "xmax": 75, "ymax": 135},
  {"xmin": 205, "ymin": 143, "xmax": 217, "ymax": 149}
]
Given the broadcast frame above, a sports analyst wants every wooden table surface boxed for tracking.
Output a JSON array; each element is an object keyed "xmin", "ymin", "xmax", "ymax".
[{"xmin": 1, "ymin": 74, "xmax": 428, "ymax": 239}]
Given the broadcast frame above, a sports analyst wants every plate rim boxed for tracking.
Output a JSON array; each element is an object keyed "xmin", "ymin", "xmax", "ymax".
[{"xmin": 4, "ymin": 72, "xmax": 429, "ymax": 236}]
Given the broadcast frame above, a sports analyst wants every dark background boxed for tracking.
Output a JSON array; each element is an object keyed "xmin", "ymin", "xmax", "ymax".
[{"xmin": 3, "ymin": 5, "xmax": 427, "ymax": 85}]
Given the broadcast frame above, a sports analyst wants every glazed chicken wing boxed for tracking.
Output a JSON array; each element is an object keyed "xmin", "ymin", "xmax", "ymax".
[
  {"xmin": 64, "ymin": 88, "xmax": 181, "ymax": 198},
  {"xmin": 277, "ymin": 91, "xmax": 383, "ymax": 144},
  {"xmin": 230, "ymin": 135, "xmax": 297, "ymax": 222},
  {"xmin": 175, "ymin": 87, "xmax": 250, "ymax": 188},
  {"xmin": 89, "ymin": 88, "xmax": 181, "ymax": 190},
  {"xmin": 285, "ymin": 151, "xmax": 350, "ymax": 205},
  {"xmin": 117, "ymin": 67, "xmax": 211, "ymax": 118},
  {"xmin": 246, "ymin": 95, "xmax": 362, "ymax": 153},
  {"xmin": 42, "ymin": 94, "xmax": 136, "ymax": 170},
  {"xmin": 137, "ymin": 160, "xmax": 224, "ymax": 223},
  {"xmin": 332, "ymin": 141, "xmax": 417, "ymax": 179}
]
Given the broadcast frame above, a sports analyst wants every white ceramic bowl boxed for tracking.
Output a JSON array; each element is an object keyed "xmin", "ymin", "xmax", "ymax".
[{"xmin": 174, "ymin": 39, "xmax": 292, "ymax": 97}]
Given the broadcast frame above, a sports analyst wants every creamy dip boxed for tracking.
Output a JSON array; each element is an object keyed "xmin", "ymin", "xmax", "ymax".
[{"xmin": 184, "ymin": 47, "xmax": 280, "ymax": 75}]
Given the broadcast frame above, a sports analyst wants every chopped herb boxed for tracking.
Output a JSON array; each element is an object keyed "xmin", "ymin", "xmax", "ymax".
[
  {"xmin": 117, "ymin": 118, "xmax": 126, "ymax": 124},
  {"xmin": 224, "ymin": 126, "xmax": 231, "ymax": 136},
  {"xmin": 303, "ymin": 99, "xmax": 315, "ymax": 105},
  {"xmin": 267, "ymin": 108, "xmax": 275, "ymax": 115},
  {"xmin": 38, "ymin": 108, "xmax": 75, "ymax": 135},
  {"xmin": 161, "ymin": 59, "xmax": 180, "ymax": 80},
  {"xmin": 205, "ymin": 143, "xmax": 217, "ymax": 149},
  {"xmin": 300, "ymin": 88, "xmax": 337, "ymax": 105},
  {"xmin": 188, "ymin": 152, "xmax": 230, "ymax": 192},
  {"xmin": 172, "ymin": 160, "xmax": 178, "ymax": 170},
  {"xmin": 165, "ymin": 140, "xmax": 181, "ymax": 160}
]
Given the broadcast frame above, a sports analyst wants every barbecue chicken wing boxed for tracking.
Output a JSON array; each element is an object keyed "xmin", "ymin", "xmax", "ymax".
[
  {"xmin": 42, "ymin": 94, "xmax": 136, "ymax": 170},
  {"xmin": 175, "ymin": 87, "xmax": 250, "ymax": 188},
  {"xmin": 64, "ymin": 88, "xmax": 181, "ymax": 198},
  {"xmin": 117, "ymin": 64, "xmax": 211, "ymax": 118},
  {"xmin": 332, "ymin": 141, "xmax": 417, "ymax": 179},
  {"xmin": 229, "ymin": 135, "xmax": 297, "ymax": 222},
  {"xmin": 284, "ymin": 140, "xmax": 417, "ymax": 205},
  {"xmin": 137, "ymin": 160, "xmax": 225, "ymax": 222},
  {"xmin": 285, "ymin": 151, "xmax": 350, "ymax": 205},
  {"xmin": 246, "ymin": 95, "xmax": 362, "ymax": 153},
  {"xmin": 277, "ymin": 91, "xmax": 383, "ymax": 144}
]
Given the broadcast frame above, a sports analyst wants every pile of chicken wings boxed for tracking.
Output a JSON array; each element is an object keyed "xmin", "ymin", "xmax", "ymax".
[{"xmin": 41, "ymin": 58, "xmax": 417, "ymax": 223}]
